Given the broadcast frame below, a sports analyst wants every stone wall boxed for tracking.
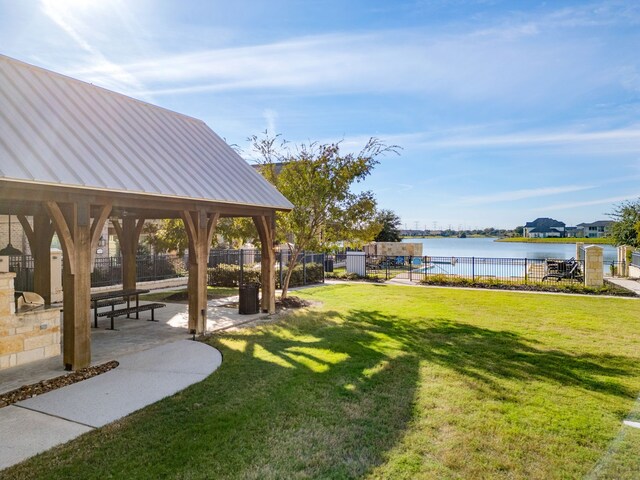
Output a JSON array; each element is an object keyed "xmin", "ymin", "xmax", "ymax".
[
  {"xmin": 0, "ymin": 272, "xmax": 61, "ymax": 370},
  {"xmin": 364, "ymin": 242, "xmax": 423, "ymax": 257}
]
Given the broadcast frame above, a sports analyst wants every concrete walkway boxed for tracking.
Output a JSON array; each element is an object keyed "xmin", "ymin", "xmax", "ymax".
[
  {"xmin": 0, "ymin": 286, "xmax": 322, "ymax": 471},
  {"xmin": 0, "ymin": 340, "xmax": 221, "ymax": 471},
  {"xmin": 0, "ymin": 294, "xmax": 266, "ymax": 395},
  {"xmin": 606, "ymin": 276, "xmax": 640, "ymax": 295}
]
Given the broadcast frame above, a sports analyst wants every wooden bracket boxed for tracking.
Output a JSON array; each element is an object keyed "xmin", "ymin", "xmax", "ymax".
[{"xmin": 45, "ymin": 201, "xmax": 76, "ymax": 275}]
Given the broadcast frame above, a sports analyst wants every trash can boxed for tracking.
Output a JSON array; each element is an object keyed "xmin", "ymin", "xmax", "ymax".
[
  {"xmin": 238, "ymin": 282, "xmax": 260, "ymax": 314},
  {"xmin": 324, "ymin": 258, "xmax": 334, "ymax": 272}
]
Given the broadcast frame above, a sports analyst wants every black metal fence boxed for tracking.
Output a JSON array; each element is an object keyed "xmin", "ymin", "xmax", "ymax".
[
  {"xmin": 8, "ymin": 256, "xmax": 34, "ymax": 292},
  {"xmin": 91, "ymin": 254, "xmax": 187, "ymax": 287},
  {"xmin": 8, "ymin": 250, "xmax": 326, "ymax": 291},
  {"xmin": 8, "ymin": 254, "xmax": 187, "ymax": 290},
  {"xmin": 362, "ymin": 255, "xmax": 585, "ymax": 284},
  {"xmin": 207, "ymin": 249, "xmax": 325, "ymax": 288}
]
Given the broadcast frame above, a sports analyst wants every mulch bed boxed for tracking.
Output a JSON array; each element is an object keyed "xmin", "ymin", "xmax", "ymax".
[
  {"xmin": 276, "ymin": 296, "xmax": 311, "ymax": 309},
  {"xmin": 0, "ymin": 360, "xmax": 119, "ymax": 409},
  {"xmin": 218, "ymin": 296, "xmax": 311, "ymax": 311}
]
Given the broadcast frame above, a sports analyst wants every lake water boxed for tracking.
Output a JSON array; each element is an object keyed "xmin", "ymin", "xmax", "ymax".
[{"xmin": 402, "ymin": 237, "xmax": 617, "ymax": 264}]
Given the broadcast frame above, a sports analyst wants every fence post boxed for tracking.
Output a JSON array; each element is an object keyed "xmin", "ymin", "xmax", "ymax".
[
  {"xmin": 153, "ymin": 253, "xmax": 157, "ymax": 280},
  {"xmin": 303, "ymin": 251, "xmax": 307, "ymax": 285},
  {"xmin": 472, "ymin": 257, "xmax": 475, "ymax": 282},
  {"xmin": 386, "ymin": 256, "xmax": 389, "ymax": 281},
  {"xmin": 409, "ymin": 255, "xmax": 412, "ymax": 282},
  {"xmin": 322, "ymin": 253, "xmax": 325, "ymax": 283},
  {"xmin": 239, "ymin": 249, "xmax": 244, "ymax": 286},
  {"xmin": 524, "ymin": 258, "xmax": 528, "ymax": 284}
]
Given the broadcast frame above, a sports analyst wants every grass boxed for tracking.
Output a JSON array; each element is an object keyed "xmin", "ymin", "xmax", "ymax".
[
  {"xmin": 4, "ymin": 284, "xmax": 640, "ymax": 479},
  {"xmin": 139, "ymin": 286, "xmax": 237, "ymax": 303},
  {"xmin": 497, "ymin": 237, "xmax": 614, "ymax": 244}
]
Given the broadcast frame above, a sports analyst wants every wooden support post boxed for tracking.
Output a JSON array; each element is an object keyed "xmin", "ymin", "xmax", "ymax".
[
  {"xmin": 17, "ymin": 214, "xmax": 55, "ymax": 304},
  {"xmin": 44, "ymin": 201, "xmax": 111, "ymax": 370},
  {"xmin": 253, "ymin": 214, "xmax": 276, "ymax": 314},
  {"xmin": 181, "ymin": 210, "xmax": 218, "ymax": 334},
  {"xmin": 112, "ymin": 216, "xmax": 144, "ymax": 290}
]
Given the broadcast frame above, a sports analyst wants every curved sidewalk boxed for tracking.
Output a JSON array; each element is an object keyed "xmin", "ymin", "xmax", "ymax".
[{"xmin": 0, "ymin": 340, "xmax": 221, "ymax": 470}]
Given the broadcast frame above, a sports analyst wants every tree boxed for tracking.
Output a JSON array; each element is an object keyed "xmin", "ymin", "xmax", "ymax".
[
  {"xmin": 374, "ymin": 209, "xmax": 402, "ymax": 242},
  {"xmin": 154, "ymin": 219, "xmax": 190, "ymax": 255},
  {"xmin": 610, "ymin": 199, "xmax": 640, "ymax": 247},
  {"xmin": 250, "ymin": 133, "xmax": 399, "ymax": 298},
  {"xmin": 216, "ymin": 217, "xmax": 257, "ymax": 248}
]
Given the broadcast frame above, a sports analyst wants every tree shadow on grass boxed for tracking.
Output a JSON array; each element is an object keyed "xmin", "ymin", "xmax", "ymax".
[
  {"xmin": 5, "ymin": 307, "xmax": 639, "ymax": 480},
  {"xmin": 3, "ymin": 310, "xmax": 422, "ymax": 480},
  {"xmin": 349, "ymin": 309, "xmax": 639, "ymax": 400}
]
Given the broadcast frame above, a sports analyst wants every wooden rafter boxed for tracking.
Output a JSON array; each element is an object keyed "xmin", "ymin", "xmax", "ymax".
[{"xmin": 44, "ymin": 201, "xmax": 76, "ymax": 275}]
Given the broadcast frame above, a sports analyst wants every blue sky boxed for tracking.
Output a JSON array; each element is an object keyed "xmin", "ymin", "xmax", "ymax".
[{"xmin": 2, "ymin": 0, "xmax": 640, "ymax": 229}]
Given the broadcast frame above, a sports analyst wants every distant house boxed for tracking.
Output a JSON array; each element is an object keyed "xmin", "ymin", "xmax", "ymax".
[
  {"xmin": 564, "ymin": 226, "xmax": 580, "ymax": 238},
  {"xmin": 576, "ymin": 220, "xmax": 614, "ymax": 238},
  {"xmin": 524, "ymin": 218, "xmax": 566, "ymax": 238}
]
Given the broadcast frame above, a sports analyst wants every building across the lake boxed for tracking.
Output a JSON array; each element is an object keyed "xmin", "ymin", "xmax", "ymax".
[
  {"xmin": 523, "ymin": 218, "xmax": 566, "ymax": 238},
  {"xmin": 576, "ymin": 221, "xmax": 614, "ymax": 238},
  {"xmin": 523, "ymin": 217, "xmax": 614, "ymax": 238}
]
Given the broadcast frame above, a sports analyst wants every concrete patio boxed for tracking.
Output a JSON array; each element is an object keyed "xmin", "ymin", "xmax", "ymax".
[{"xmin": 0, "ymin": 294, "xmax": 268, "ymax": 395}]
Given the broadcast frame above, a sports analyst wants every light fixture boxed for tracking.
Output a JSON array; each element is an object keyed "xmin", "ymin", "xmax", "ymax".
[{"xmin": 0, "ymin": 214, "xmax": 23, "ymax": 256}]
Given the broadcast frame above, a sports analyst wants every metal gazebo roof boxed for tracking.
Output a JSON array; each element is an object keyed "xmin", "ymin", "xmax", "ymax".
[{"xmin": 0, "ymin": 54, "xmax": 292, "ymax": 211}]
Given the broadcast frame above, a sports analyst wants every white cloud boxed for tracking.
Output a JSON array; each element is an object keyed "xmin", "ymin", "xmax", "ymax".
[
  {"xmin": 421, "ymin": 127, "xmax": 640, "ymax": 150},
  {"xmin": 457, "ymin": 185, "xmax": 594, "ymax": 206},
  {"xmin": 40, "ymin": 0, "xmax": 147, "ymax": 95},
  {"xmin": 545, "ymin": 194, "xmax": 640, "ymax": 211},
  {"xmin": 63, "ymin": 25, "xmax": 602, "ymax": 105}
]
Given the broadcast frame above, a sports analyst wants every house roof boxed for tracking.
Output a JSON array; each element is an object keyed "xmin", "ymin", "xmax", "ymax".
[
  {"xmin": 524, "ymin": 217, "xmax": 565, "ymax": 228},
  {"xmin": 529, "ymin": 226, "xmax": 561, "ymax": 233},
  {"xmin": 576, "ymin": 220, "xmax": 614, "ymax": 227},
  {"xmin": 0, "ymin": 54, "xmax": 293, "ymax": 211}
]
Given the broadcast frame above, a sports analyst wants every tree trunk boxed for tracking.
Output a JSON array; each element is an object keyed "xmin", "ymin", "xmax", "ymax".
[{"xmin": 280, "ymin": 244, "xmax": 302, "ymax": 299}]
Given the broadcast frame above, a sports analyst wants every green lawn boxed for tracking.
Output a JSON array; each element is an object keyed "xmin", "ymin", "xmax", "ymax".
[{"xmin": 4, "ymin": 284, "xmax": 640, "ymax": 479}]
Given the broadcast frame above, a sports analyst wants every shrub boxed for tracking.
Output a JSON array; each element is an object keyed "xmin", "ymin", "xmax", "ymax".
[
  {"xmin": 419, "ymin": 276, "xmax": 635, "ymax": 296},
  {"xmin": 207, "ymin": 263, "xmax": 261, "ymax": 287},
  {"xmin": 208, "ymin": 262, "xmax": 325, "ymax": 288},
  {"xmin": 278, "ymin": 262, "xmax": 324, "ymax": 288}
]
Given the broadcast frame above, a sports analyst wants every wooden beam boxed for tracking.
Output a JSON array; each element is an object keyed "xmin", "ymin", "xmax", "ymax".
[
  {"xmin": 1, "ymin": 181, "xmax": 288, "ymax": 219},
  {"xmin": 16, "ymin": 214, "xmax": 34, "ymax": 247},
  {"xmin": 113, "ymin": 217, "xmax": 145, "ymax": 291},
  {"xmin": 45, "ymin": 201, "xmax": 76, "ymax": 275},
  {"xmin": 253, "ymin": 214, "xmax": 276, "ymax": 314},
  {"xmin": 17, "ymin": 214, "xmax": 55, "ymax": 304},
  {"xmin": 45, "ymin": 201, "xmax": 92, "ymax": 370},
  {"xmin": 182, "ymin": 210, "xmax": 218, "ymax": 334}
]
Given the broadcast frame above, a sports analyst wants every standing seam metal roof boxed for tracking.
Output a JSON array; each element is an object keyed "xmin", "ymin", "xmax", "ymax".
[{"xmin": 0, "ymin": 54, "xmax": 293, "ymax": 210}]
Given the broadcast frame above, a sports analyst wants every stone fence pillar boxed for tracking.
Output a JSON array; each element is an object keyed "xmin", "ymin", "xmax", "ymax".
[
  {"xmin": 617, "ymin": 245, "xmax": 633, "ymax": 277},
  {"xmin": 584, "ymin": 245, "xmax": 603, "ymax": 287},
  {"xmin": 575, "ymin": 242, "xmax": 584, "ymax": 261}
]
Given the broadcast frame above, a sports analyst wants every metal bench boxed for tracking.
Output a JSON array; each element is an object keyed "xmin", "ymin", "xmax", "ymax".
[
  {"xmin": 100, "ymin": 303, "xmax": 166, "ymax": 330},
  {"xmin": 93, "ymin": 298, "xmax": 127, "ymax": 328}
]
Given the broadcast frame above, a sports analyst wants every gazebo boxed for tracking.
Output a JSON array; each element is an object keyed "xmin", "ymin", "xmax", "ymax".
[{"xmin": 0, "ymin": 54, "xmax": 292, "ymax": 370}]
